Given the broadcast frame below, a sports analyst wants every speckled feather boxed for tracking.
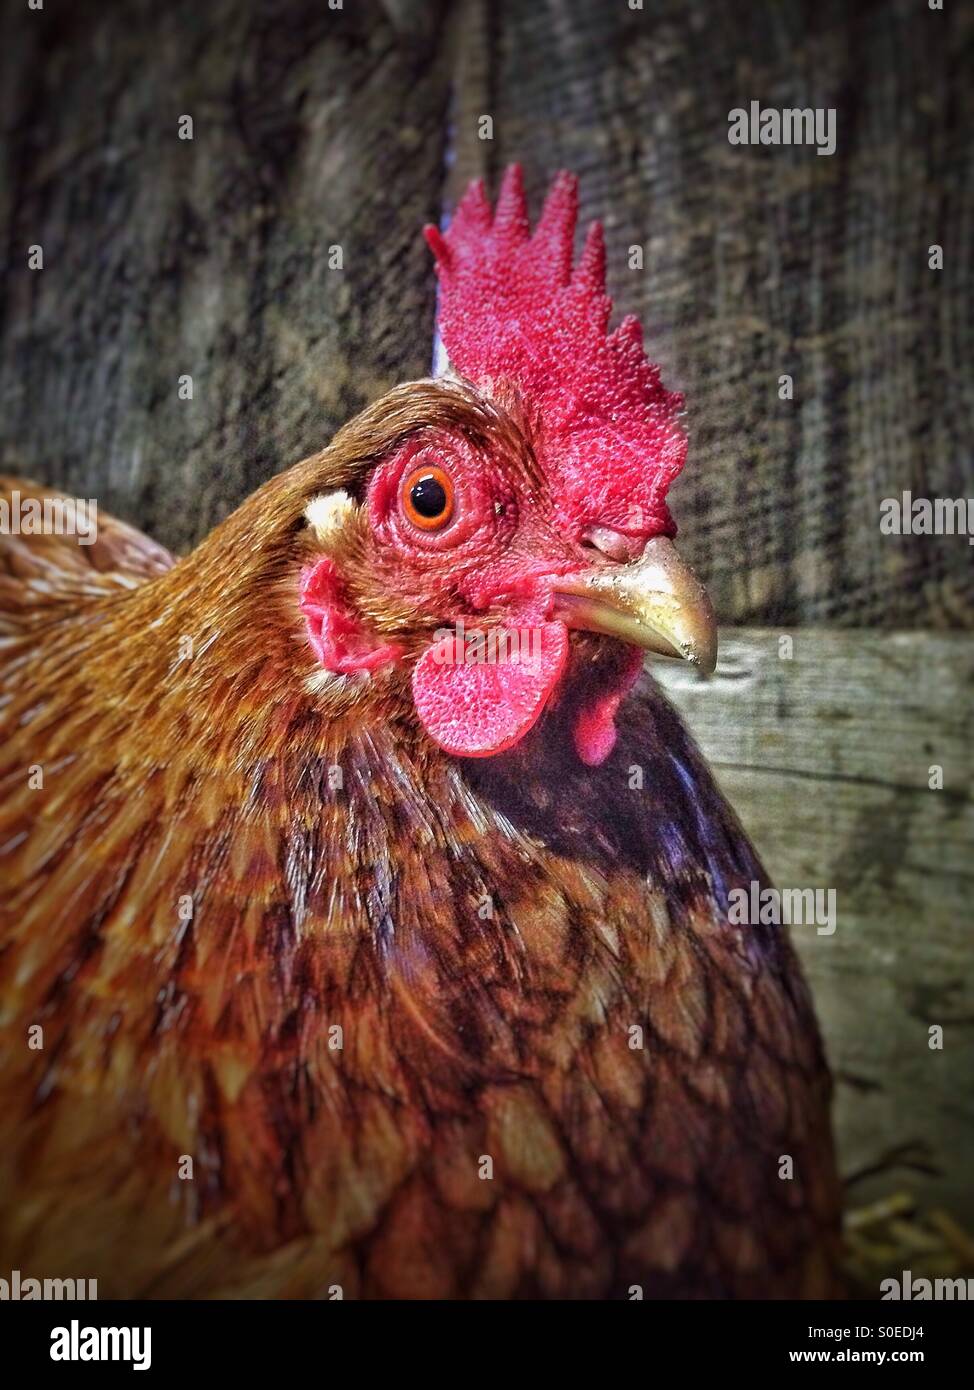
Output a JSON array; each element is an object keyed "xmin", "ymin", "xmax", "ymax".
[{"xmin": 0, "ymin": 421, "xmax": 841, "ymax": 1296}]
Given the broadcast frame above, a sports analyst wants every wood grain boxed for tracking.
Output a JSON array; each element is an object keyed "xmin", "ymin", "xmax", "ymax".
[
  {"xmin": 0, "ymin": 0, "xmax": 450, "ymax": 555},
  {"xmin": 481, "ymin": 0, "xmax": 973, "ymax": 626},
  {"xmin": 1, "ymin": 0, "xmax": 970, "ymax": 625},
  {"xmin": 654, "ymin": 628, "xmax": 974, "ymax": 1223}
]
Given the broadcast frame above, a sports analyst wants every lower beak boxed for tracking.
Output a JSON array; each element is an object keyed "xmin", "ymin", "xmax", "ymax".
[{"xmin": 550, "ymin": 536, "xmax": 718, "ymax": 674}]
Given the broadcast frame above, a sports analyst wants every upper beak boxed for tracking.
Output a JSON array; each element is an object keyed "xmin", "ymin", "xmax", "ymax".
[{"xmin": 549, "ymin": 536, "xmax": 718, "ymax": 674}]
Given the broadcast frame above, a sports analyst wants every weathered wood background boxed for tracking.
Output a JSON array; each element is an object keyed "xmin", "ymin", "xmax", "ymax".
[
  {"xmin": 0, "ymin": 0, "xmax": 971, "ymax": 1225},
  {"xmin": 1, "ymin": 0, "xmax": 970, "ymax": 624},
  {"xmin": 0, "ymin": 0, "xmax": 451, "ymax": 554}
]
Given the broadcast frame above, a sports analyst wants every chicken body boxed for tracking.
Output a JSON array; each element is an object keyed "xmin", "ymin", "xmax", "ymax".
[{"xmin": 0, "ymin": 392, "xmax": 841, "ymax": 1297}]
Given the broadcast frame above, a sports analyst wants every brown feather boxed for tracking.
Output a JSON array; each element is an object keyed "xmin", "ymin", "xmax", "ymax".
[{"xmin": 0, "ymin": 390, "xmax": 842, "ymax": 1298}]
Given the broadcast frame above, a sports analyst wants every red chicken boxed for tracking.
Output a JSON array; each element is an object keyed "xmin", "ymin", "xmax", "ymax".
[{"xmin": 0, "ymin": 167, "xmax": 842, "ymax": 1298}]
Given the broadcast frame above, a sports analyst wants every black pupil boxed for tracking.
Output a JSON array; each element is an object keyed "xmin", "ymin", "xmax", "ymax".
[{"xmin": 410, "ymin": 475, "xmax": 448, "ymax": 519}]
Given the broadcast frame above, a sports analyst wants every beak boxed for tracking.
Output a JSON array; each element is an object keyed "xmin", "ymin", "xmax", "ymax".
[{"xmin": 549, "ymin": 536, "xmax": 718, "ymax": 674}]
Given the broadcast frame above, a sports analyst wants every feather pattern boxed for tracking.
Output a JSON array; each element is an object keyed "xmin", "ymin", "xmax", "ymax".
[{"xmin": 0, "ymin": 464, "xmax": 841, "ymax": 1298}]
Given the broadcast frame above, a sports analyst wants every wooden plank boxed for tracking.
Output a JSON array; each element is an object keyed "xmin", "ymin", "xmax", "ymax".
[
  {"xmin": 0, "ymin": 0, "xmax": 452, "ymax": 555},
  {"xmin": 4, "ymin": 0, "xmax": 970, "ymax": 627},
  {"xmin": 485, "ymin": 0, "xmax": 974, "ymax": 627},
  {"xmin": 654, "ymin": 628, "xmax": 974, "ymax": 1222}
]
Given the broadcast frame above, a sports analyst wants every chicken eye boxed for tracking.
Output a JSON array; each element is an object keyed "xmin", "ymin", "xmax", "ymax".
[{"xmin": 402, "ymin": 465, "xmax": 455, "ymax": 531}]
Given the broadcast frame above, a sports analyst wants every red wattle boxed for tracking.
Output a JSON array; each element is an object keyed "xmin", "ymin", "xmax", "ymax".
[
  {"xmin": 572, "ymin": 647, "xmax": 644, "ymax": 766},
  {"xmin": 412, "ymin": 621, "xmax": 569, "ymax": 758}
]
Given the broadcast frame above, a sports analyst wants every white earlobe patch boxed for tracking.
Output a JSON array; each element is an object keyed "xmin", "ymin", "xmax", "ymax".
[{"xmin": 304, "ymin": 490, "xmax": 357, "ymax": 547}]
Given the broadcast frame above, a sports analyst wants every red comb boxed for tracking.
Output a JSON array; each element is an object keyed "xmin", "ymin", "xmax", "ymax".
[{"xmin": 424, "ymin": 165, "xmax": 686, "ymax": 540}]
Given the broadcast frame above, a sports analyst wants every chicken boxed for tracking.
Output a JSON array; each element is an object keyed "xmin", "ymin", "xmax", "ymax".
[{"xmin": 0, "ymin": 166, "xmax": 842, "ymax": 1299}]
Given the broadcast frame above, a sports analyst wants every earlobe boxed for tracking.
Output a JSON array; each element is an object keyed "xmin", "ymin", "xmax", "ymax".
[
  {"xmin": 304, "ymin": 489, "xmax": 359, "ymax": 548},
  {"xmin": 299, "ymin": 556, "xmax": 403, "ymax": 675}
]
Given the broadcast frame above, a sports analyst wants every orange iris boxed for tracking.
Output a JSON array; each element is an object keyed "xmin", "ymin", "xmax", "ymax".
[{"xmin": 401, "ymin": 464, "xmax": 455, "ymax": 531}]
